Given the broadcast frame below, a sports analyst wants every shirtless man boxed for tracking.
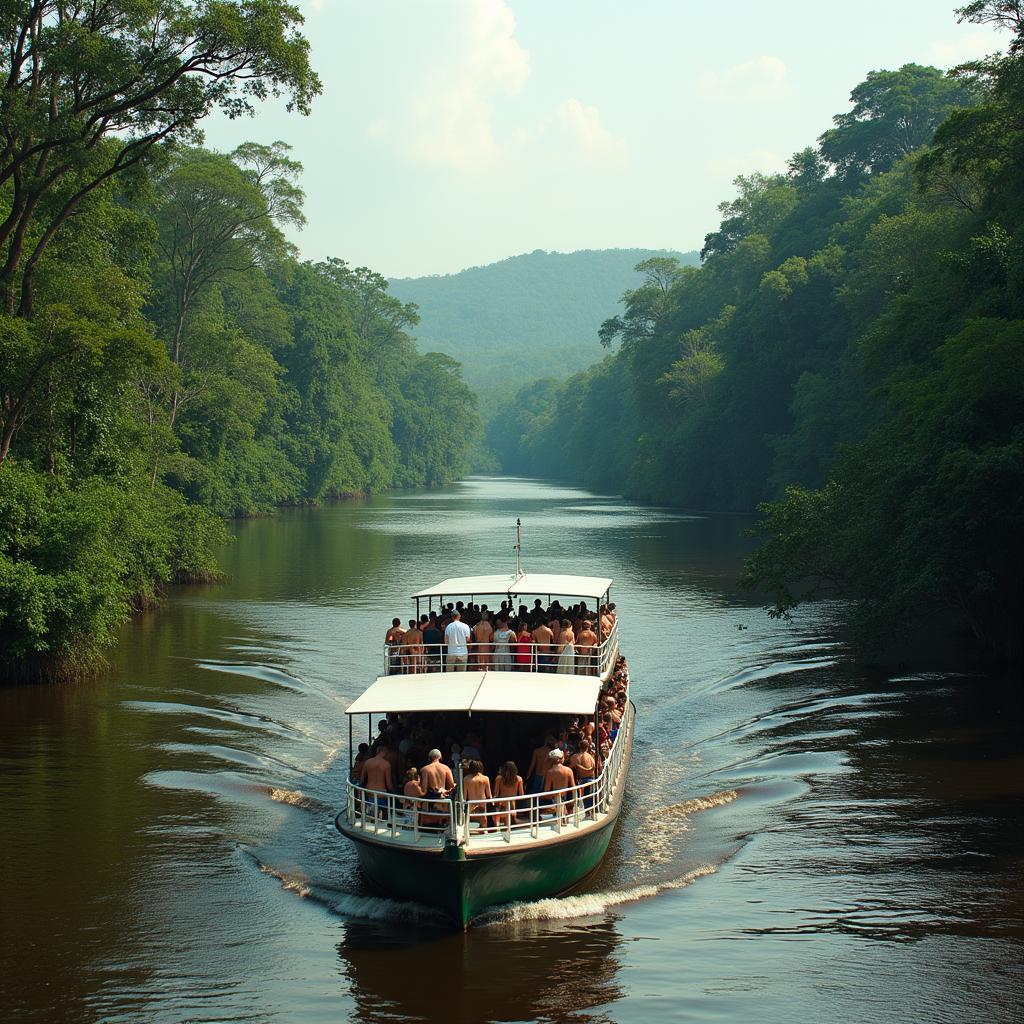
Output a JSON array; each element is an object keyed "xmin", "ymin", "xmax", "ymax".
[
  {"xmin": 471, "ymin": 611, "xmax": 493, "ymax": 669},
  {"xmin": 526, "ymin": 734, "xmax": 557, "ymax": 794},
  {"xmin": 402, "ymin": 617, "xmax": 424, "ymax": 674},
  {"xmin": 531, "ymin": 619, "xmax": 554, "ymax": 672},
  {"xmin": 385, "ymin": 618, "xmax": 405, "ymax": 674},
  {"xmin": 599, "ymin": 605, "xmax": 614, "ymax": 641},
  {"xmin": 576, "ymin": 619, "xmax": 599, "ymax": 676},
  {"xmin": 543, "ymin": 748, "xmax": 575, "ymax": 821},
  {"xmin": 464, "ymin": 759, "xmax": 493, "ymax": 830},
  {"xmin": 419, "ymin": 748, "xmax": 455, "ymax": 800},
  {"xmin": 569, "ymin": 739, "xmax": 597, "ymax": 811},
  {"xmin": 359, "ymin": 744, "xmax": 394, "ymax": 819}
]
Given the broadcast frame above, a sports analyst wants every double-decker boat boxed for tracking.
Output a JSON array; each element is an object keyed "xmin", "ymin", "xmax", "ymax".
[{"xmin": 334, "ymin": 570, "xmax": 634, "ymax": 928}]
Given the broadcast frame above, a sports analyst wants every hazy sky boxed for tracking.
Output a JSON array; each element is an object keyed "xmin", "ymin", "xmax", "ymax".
[{"xmin": 204, "ymin": 0, "xmax": 1001, "ymax": 278}]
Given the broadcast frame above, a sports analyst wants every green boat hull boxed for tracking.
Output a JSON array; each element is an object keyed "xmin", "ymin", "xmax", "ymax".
[{"xmin": 343, "ymin": 815, "xmax": 618, "ymax": 927}]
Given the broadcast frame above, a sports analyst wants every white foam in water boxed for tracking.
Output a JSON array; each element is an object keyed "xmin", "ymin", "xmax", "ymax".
[
  {"xmin": 675, "ymin": 790, "xmax": 739, "ymax": 814},
  {"xmin": 629, "ymin": 789, "xmax": 739, "ymax": 865},
  {"xmin": 267, "ymin": 787, "xmax": 325, "ymax": 812},
  {"xmin": 248, "ymin": 851, "xmax": 446, "ymax": 924},
  {"xmin": 478, "ymin": 864, "xmax": 718, "ymax": 925},
  {"xmin": 329, "ymin": 893, "xmax": 446, "ymax": 924}
]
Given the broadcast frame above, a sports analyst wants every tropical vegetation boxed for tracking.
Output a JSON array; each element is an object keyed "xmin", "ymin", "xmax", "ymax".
[
  {"xmin": 488, "ymin": 5, "xmax": 1023, "ymax": 662},
  {"xmin": 0, "ymin": 2, "xmax": 476, "ymax": 681}
]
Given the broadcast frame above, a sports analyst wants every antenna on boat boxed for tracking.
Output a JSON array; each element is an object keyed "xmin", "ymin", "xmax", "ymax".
[{"xmin": 514, "ymin": 517, "xmax": 523, "ymax": 581}]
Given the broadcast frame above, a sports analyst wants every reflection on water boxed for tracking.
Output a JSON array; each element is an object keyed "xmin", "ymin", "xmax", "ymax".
[
  {"xmin": 0, "ymin": 477, "xmax": 1021, "ymax": 1023},
  {"xmin": 338, "ymin": 919, "xmax": 625, "ymax": 1024}
]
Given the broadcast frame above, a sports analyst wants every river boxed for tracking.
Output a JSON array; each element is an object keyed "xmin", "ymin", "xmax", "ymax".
[{"xmin": 1, "ymin": 476, "xmax": 1021, "ymax": 1023}]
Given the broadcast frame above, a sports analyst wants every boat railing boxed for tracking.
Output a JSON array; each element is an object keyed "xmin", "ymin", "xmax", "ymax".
[
  {"xmin": 345, "ymin": 784, "xmax": 459, "ymax": 841},
  {"xmin": 382, "ymin": 620, "xmax": 619, "ymax": 679},
  {"xmin": 343, "ymin": 699, "xmax": 633, "ymax": 849}
]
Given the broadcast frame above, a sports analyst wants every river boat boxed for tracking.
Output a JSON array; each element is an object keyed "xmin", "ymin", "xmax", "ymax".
[{"xmin": 334, "ymin": 568, "xmax": 634, "ymax": 928}]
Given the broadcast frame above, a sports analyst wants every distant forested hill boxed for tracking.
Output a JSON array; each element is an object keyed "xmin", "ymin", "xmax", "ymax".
[{"xmin": 389, "ymin": 248, "xmax": 698, "ymax": 399}]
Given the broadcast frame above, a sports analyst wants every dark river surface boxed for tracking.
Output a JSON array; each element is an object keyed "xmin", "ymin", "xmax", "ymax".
[{"xmin": 2, "ymin": 476, "xmax": 1022, "ymax": 1023}]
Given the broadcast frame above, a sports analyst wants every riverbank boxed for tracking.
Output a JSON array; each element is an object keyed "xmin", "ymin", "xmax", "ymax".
[{"xmin": 0, "ymin": 476, "xmax": 446, "ymax": 687}]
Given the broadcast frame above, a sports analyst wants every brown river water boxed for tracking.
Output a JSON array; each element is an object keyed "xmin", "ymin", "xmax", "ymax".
[{"xmin": 1, "ymin": 476, "xmax": 1022, "ymax": 1023}]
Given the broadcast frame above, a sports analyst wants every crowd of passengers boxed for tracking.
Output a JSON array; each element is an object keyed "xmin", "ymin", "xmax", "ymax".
[
  {"xmin": 384, "ymin": 599, "xmax": 617, "ymax": 675},
  {"xmin": 352, "ymin": 657, "xmax": 630, "ymax": 830}
]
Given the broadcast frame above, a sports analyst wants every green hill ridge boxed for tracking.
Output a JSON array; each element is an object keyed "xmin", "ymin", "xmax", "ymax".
[{"xmin": 389, "ymin": 248, "xmax": 699, "ymax": 399}]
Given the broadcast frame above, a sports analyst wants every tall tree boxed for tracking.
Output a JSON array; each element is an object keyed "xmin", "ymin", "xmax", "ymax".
[
  {"xmin": 146, "ymin": 142, "xmax": 304, "ymax": 484},
  {"xmin": 0, "ymin": 0, "xmax": 319, "ymax": 466},
  {"xmin": 819, "ymin": 64, "xmax": 979, "ymax": 175}
]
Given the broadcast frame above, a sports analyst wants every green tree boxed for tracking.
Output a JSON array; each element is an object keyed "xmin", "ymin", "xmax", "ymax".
[
  {"xmin": 146, "ymin": 143, "xmax": 303, "ymax": 485},
  {"xmin": 819, "ymin": 64, "xmax": 979, "ymax": 175},
  {"xmin": 0, "ymin": 0, "xmax": 318, "ymax": 467}
]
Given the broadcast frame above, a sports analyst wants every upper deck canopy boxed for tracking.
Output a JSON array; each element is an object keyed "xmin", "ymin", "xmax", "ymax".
[
  {"xmin": 346, "ymin": 670, "xmax": 602, "ymax": 716},
  {"xmin": 410, "ymin": 572, "xmax": 612, "ymax": 601}
]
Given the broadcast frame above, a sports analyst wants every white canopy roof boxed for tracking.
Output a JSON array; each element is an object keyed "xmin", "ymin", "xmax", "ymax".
[
  {"xmin": 346, "ymin": 670, "xmax": 602, "ymax": 716},
  {"xmin": 410, "ymin": 572, "xmax": 612, "ymax": 601}
]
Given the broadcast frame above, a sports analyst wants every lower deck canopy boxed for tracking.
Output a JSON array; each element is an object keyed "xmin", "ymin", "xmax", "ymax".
[{"xmin": 345, "ymin": 670, "xmax": 602, "ymax": 717}]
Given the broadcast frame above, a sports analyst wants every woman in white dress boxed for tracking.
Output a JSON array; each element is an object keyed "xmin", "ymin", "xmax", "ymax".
[
  {"xmin": 556, "ymin": 619, "xmax": 576, "ymax": 674},
  {"xmin": 492, "ymin": 618, "xmax": 516, "ymax": 670}
]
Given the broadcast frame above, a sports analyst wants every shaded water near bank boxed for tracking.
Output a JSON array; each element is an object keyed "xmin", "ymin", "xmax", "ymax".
[{"xmin": 1, "ymin": 476, "xmax": 1021, "ymax": 1022}]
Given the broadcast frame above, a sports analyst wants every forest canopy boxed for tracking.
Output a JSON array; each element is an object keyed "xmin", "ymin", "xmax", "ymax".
[
  {"xmin": 0, "ymin": 3, "xmax": 477, "ymax": 681},
  {"xmin": 488, "ymin": 8, "xmax": 1023, "ymax": 662}
]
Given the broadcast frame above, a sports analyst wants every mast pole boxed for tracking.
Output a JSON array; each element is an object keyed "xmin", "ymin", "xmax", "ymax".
[{"xmin": 515, "ymin": 517, "xmax": 522, "ymax": 580}]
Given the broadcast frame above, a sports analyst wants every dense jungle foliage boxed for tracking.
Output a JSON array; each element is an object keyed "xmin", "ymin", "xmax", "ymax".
[
  {"xmin": 489, "ymin": 8, "xmax": 1023, "ymax": 662},
  {"xmin": 0, "ymin": 2, "xmax": 476, "ymax": 680}
]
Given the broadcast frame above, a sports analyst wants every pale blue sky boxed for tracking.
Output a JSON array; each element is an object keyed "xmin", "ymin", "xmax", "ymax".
[{"xmin": 204, "ymin": 0, "xmax": 1002, "ymax": 277}]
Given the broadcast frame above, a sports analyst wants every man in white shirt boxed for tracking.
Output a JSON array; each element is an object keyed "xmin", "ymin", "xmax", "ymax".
[{"xmin": 444, "ymin": 610, "xmax": 472, "ymax": 670}]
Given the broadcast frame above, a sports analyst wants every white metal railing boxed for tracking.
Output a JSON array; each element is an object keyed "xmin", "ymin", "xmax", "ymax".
[
  {"xmin": 343, "ymin": 698, "xmax": 633, "ymax": 849},
  {"xmin": 345, "ymin": 784, "xmax": 457, "ymax": 841},
  {"xmin": 382, "ymin": 620, "xmax": 619, "ymax": 679}
]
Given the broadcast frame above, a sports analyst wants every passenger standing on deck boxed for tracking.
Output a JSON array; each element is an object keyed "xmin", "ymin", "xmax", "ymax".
[
  {"xmin": 444, "ymin": 610, "xmax": 471, "ymax": 671},
  {"xmin": 385, "ymin": 618, "xmax": 405, "ymax": 675},
  {"xmin": 515, "ymin": 621, "xmax": 533, "ymax": 671},
  {"xmin": 531, "ymin": 619, "xmax": 554, "ymax": 672},
  {"xmin": 556, "ymin": 619, "xmax": 576, "ymax": 674},
  {"xmin": 543, "ymin": 749, "xmax": 575, "ymax": 821},
  {"xmin": 465, "ymin": 760, "xmax": 493, "ymax": 830},
  {"xmin": 422, "ymin": 615, "xmax": 443, "ymax": 672},
  {"xmin": 420, "ymin": 748, "xmax": 455, "ymax": 799},
  {"xmin": 569, "ymin": 740, "xmax": 597, "ymax": 808},
  {"xmin": 492, "ymin": 617, "xmax": 516, "ymax": 670},
  {"xmin": 402, "ymin": 617, "xmax": 424, "ymax": 673},
  {"xmin": 576, "ymin": 620, "xmax": 598, "ymax": 675},
  {"xmin": 359, "ymin": 745, "xmax": 394, "ymax": 818},
  {"xmin": 493, "ymin": 761, "xmax": 524, "ymax": 829},
  {"xmin": 526, "ymin": 734, "xmax": 556, "ymax": 794},
  {"xmin": 471, "ymin": 611, "xmax": 493, "ymax": 669},
  {"xmin": 403, "ymin": 767, "xmax": 425, "ymax": 813}
]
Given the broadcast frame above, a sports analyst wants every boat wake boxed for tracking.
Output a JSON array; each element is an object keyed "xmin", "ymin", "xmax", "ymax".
[
  {"xmin": 244, "ymin": 851, "xmax": 448, "ymax": 924},
  {"xmin": 477, "ymin": 864, "xmax": 718, "ymax": 925},
  {"xmin": 627, "ymin": 788, "xmax": 739, "ymax": 866}
]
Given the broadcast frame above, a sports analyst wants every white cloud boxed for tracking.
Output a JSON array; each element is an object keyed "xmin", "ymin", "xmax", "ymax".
[
  {"xmin": 706, "ymin": 148, "xmax": 787, "ymax": 182},
  {"xmin": 929, "ymin": 31, "xmax": 998, "ymax": 67},
  {"xmin": 555, "ymin": 98, "xmax": 627, "ymax": 163},
  {"xmin": 697, "ymin": 55, "xmax": 792, "ymax": 102},
  {"xmin": 407, "ymin": 0, "xmax": 530, "ymax": 169}
]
